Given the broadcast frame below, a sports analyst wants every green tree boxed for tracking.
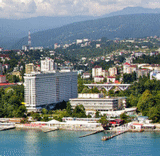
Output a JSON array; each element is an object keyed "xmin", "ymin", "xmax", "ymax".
[
  {"xmin": 98, "ymin": 116, "xmax": 109, "ymax": 126},
  {"xmin": 95, "ymin": 111, "xmax": 100, "ymax": 118},
  {"xmin": 16, "ymin": 105, "xmax": 27, "ymax": 117},
  {"xmin": 148, "ymin": 106, "xmax": 160, "ymax": 123},
  {"xmin": 72, "ymin": 104, "xmax": 86, "ymax": 118},
  {"xmin": 137, "ymin": 90, "xmax": 153, "ymax": 115},
  {"xmin": 41, "ymin": 108, "xmax": 48, "ymax": 114},
  {"xmin": 66, "ymin": 102, "xmax": 72, "ymax": 116},
  {"xmin": 32, "ymin": 113, "xmax": 41, "ymax": 121},
  {"xmin": 120, "ymin": 113, "xmax": 130, "ymax": 123}
]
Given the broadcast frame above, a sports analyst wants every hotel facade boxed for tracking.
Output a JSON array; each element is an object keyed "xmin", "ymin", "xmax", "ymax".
[{"xmin": 24, "ymin": 71, "xmax": 77, "ymax": 112}]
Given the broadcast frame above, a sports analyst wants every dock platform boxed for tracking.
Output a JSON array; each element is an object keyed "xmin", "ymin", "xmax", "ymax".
[
  {"xmin": 42, "ymin": 127, "xmax": 59, "ymax": 133},
  {"xmin": 79, "ymin": 130, "xmax": 103, "ymax": 138},
  {"xmin": 101, "ymin": 130, "xmax": 128, "ymax": 141},
  {"xmin": 0, "ymin": 126, "xmax": 15, "ymax": 131}
]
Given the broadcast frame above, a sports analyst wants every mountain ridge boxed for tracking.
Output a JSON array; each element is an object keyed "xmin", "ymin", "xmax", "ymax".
[{"xmin": 12, "ymin": 13, "xmax": 160, "ymax": 49}]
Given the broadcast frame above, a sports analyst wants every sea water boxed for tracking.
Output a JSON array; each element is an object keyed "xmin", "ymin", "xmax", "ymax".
[{"xmin": 0, "ymin": 130, "xmax": 160, "ymax": 156}]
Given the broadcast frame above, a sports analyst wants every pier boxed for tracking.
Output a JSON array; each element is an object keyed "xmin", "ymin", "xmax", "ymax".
[
  {"xmin": 79, "ymin": 130, "xmax": 103, "ymax": 138},
  {"xmin": 0, "ymin": 125, "xmax": 15, "ymax": 131},
  {"xmin": 101, "ymin": 130, "xmax": 128, "ymax": 141},
  {"xmin": 42, "ymin": 127, "xmax": 59, "ymax": 133}
]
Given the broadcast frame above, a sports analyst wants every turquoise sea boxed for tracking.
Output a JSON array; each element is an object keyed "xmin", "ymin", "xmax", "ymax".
[{"xmin": 0, "ymin": 130, "xmax": 160, "ymax": 156}]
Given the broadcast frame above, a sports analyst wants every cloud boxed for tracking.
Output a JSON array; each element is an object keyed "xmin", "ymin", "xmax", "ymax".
[{"xmin": 0, "ymin": 0, "xmax": 160, "ymax": 19}]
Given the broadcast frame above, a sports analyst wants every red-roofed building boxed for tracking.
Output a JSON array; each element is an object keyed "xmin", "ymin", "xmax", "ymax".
[
  {"xmin": 123, "ymin": 62, "xmax": 137, "ymax": 74},
  {"xmin": 82, "ymin": 72, "xmax": 91, "ymax": 79},
  {"xmin": 0, "ymin": 83, "xmax": 16, "ymax": 88},
  {"xmin": 131, "ymin": 123, "xmax": 143, "ymax": 130}
]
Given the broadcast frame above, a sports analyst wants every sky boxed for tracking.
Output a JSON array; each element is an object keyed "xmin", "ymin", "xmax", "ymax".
[{"xmin": 0, "ymin": 0, "xmax": 160, "ymax": 19}]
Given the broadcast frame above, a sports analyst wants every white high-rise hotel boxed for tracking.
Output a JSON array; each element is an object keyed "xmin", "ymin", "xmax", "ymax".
[{"xmin": 24, "ymin": 58, "xmax": 77, "ymax": 112}]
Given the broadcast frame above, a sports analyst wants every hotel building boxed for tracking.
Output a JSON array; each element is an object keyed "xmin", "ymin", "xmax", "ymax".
[
  {"xmin": 24, "ymin": 57, "xmax": 77, "ymax": 112},
  {"xmin": 24, "ymin": 71, "xmax": 77, "ymax": 112}
]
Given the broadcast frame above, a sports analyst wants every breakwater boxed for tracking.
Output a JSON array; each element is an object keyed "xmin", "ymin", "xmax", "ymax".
[
  {"xmin": 79, "ymin": 130, "xmax": 104, "ymax": 138},
  {"xmin": 101, "ymin": 130, "xmax": 128, "ymax": 141}
]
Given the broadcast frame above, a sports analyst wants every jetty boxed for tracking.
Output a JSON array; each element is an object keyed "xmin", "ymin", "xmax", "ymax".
[
  {"xmin": 0, "ymin": 125, "xmax": 15, "ymax": 131},
  {"xmin": 101, "ymin": 130, "xmax": 128, "ymax": 141},
  {"xmin": 79, "ymin": 130, "xmax": 103, "ymax": 138},
  {"xmin": 42, "ymin": 127, "xmax": 59, "ymax": 133}
]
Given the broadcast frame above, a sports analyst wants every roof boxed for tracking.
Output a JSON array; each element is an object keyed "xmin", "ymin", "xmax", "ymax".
[
  {"xmin": 123, "ymin": 62, "xmax": 130, "ymax": 66},
  {"xmin": 94, "ymin": 76, "xmax": 104, "ymax": 78},
  {"xmin": 115, "ymin": 80, "xmax": 120, "ymax": 84},
  {"xmin": 0, "ymin": 75, "xmax": 5, "ymax": 77},
  {"xmin": 83, "ymin": 72, "xmax": 91, "ymax": 75},
  {"xmin": 132, "ymin": 123, "xmax": 143, "ymax": 126},
  {"xmin": 93, "ymin": 65, "xmax": 102, "ymax": 68},
  {"xmin": 0, "ymin": 83, "xmax": 15, "ymax": 86},
  {"xmin": 130, "ymin": 65, "xmax": 137, "ymax": 68},
  {"xmin": 107, "ymin": 76, "xmax": 116, "ymax": 78}
]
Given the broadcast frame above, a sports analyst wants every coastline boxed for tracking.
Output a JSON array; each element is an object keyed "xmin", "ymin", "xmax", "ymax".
[{"xmin": 15, "ymin": 124, "xmax": 104, "ymax": 131}]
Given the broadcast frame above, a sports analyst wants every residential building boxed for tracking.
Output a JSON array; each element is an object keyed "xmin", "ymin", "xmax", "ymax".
[
  {"xmin": 96, "ymin": 44, "xmax": 101, "ymax": 48},
  {"xmin": 150, "ymin": 51, "xmax": 159, "ymax": 56},
  {"xmin": 24, "ymin": 70, "xmax": 77, "ymax": 112},
  {"xmin": 76, "ymin": 39, "xmax": 83, "ymax": 44},
  {"xmin": 141, "ymin": 64, "xmax": 160, "ymax": 71},
  {"xmin": 12, "ymin": 71, "xmax": 22, "ymax": 79},
  {"xmin": 108, "ymin": 67, "xmax": 117, "ymax": 76},
  {"xmin": 123, "ymin": 62, "xmax": 137, "ymax": 74},
  {"xmin": 25, "ymin": 63, "xmax": 35, "ymax": 74},
  {"xmin": 136, "ymin": 69, "xmax": 150, "ymax": 78},
  {"xmin": 92, "ymin": 65, "xmax": 107, "ymax": 78},
  {"xmin": 41, "ymin": 57, "xmax": 56, "ymax": 72},
  {"xmin": 82, "ymin": 72, "xmax": 91, "ymax": 79},
  {"xmin": 134, "ymin": 52, "xmax": 145, "ymax": 57},
  {"xmin": 94, "ymin": 76, "xmax": 104, "ymax": 82},
  {"xmin": 150, "ymin": 71, "xmax": 160, "ymax": 80},
  {"xmin": 0, "ymin": 47, "xmax": 3, "ymax": 51}
]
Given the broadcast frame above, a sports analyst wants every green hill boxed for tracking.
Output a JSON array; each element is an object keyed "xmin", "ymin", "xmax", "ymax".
[{"xmin": 13, "ymin": 14, "xmax": 160, "ymax": 49}]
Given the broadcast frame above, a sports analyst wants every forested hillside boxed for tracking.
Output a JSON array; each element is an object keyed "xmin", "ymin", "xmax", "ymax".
[{"xmin": 13, "ymin": 14, "xmax": 160, "ymax": 49}]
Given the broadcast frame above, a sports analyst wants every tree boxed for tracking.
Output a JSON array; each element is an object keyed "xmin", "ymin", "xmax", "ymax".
[
  {"xmin": 98, "ymin": 116, "xmax": 109, "ymax": 126},
  {"xmin": 95, "ymin": 111, "xmax": 100, "ymax": 118},
  {"xmin": 120, "ymin": 113, "xmax": 130, "ymax": 123},
  {"xmin": 16, "ymin": 105, "xmax": 27, "ymax": 117},
  {"xmin": 72, "ymin": 104, "xmax": 86, "ymax": 118},
  {"xmin": 32, "ymin": 113, "xmax": 41, "ymax": 121},
  {"xmin": 66, "ymin": 102, "xmax": 72, "ymax": 116},
  {"xmin": 137, "ymin": 90, "xmax": 153, "ymax": 115},
  {"xmin": 108, "ymin": 89, "xmax": 114, "ymax": 97},
  {"xmin": 43, "ymin": 115, "xmax": 49, "ymax": 122},
  {"xmin": 148, "ymin": 106, "xmax": 160, "ymax": 123},
  {"xmin": 41, "ymin": 108, "xmax": 48, "ymax": 115}
]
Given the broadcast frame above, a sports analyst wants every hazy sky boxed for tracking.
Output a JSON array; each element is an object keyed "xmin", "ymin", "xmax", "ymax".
[{"xmin": 0, "ymin": 0, "xmax": 160, "ymax": 19}]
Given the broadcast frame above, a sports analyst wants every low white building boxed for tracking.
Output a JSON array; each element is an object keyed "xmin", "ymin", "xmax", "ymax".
[
  {"xmin": 82, "ymin": 72, "xmax": 91, "ymax": 79},
  {"xmin": 70, "ymin": 93, "xmax": 119, "ymax": 116},
  {"xmin": 94, "ymin": 76, "xmax": 104, "ymax": 82}
]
